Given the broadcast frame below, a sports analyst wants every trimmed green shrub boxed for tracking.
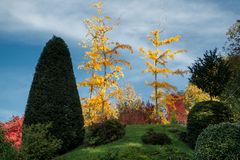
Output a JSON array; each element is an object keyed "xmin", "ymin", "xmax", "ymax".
[
  {"xmin": 23, "ymin": 36, "xmax": 84, "ymax": 153},
  {"xmin": 86, "ymin": 119, "xmax": 126, "ymax": 146},
  {"xmin": 0, "ymin": 127, "xmax": 18, "ymax": 160},
  {"xmin": 141, "ymin": 129, "xmax": 171, "ymax": 145},
  {"xmin": 195, "ymin": 122, "xmax": 240, "ymax": 160},
  {"xmin": 167, "ymin": 128, "xmax": 181, "ymax": 134},
  {"xmin": 187, "ymin": 101, "xmax": 233, "ymax": 148},
  {"xmin": 21, "ymin": 123, "xmax": 62, "ymax": 160},
  {"xmin": 177, "ymin": 131, "xmax": 188, "ymax": 143}
]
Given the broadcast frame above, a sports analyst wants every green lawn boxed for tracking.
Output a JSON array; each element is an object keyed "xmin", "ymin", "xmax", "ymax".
[{"xmin": 56, "ymin": 124, "xmax": 193, "ymax": 160}]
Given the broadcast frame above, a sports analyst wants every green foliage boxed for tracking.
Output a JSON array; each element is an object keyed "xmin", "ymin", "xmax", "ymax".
[
  {"xmin": 188, "ymin": 48, "xmax": 231, "ymax": 98},
  {"xmin": 221, "ymin": 54, "xmax": 240, "ymax": 122},
  {"xmin": 141, "ymin": 128, "xmax": 171, "ymax": 145},
  {"xmin": 0, "ymin": 127, "xmax": 18, "ymax": 160},
  {"xmin": 221, "ymin": 70, "xmax": 240, "ymax": 121},
  {"xmin": 170, "ymin": 112, "xmax": 177, "ymax": 124},
  {"xmin": 21, "ymin": 123, "xmax": 62, "ymax": 160},
  {"xmin": 220, "ymin": 21, "xmax": 240, "ymax": 122},
  {"xmin": 195, "ymin": 122, "xmax": 240, "ymax": 160},
  {"xmin": 23, "ymin": 36, "xmax": 84, "ymax": 153},
  {"xmin": 226, "ymin": 20, "xmax": 240, "ymax": 56},
  {"xmin": 187, "ymin": 101, "xmax": 233, "ymax": 148},
  {"xmin": 177, "ymin": 131, "xmax": 188, "ymax": 143},
  {"xmin": 86, "ymin": 119, "xmax": 126, "ymax": 146}
]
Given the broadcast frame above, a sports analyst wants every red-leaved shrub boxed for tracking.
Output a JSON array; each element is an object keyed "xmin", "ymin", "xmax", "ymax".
[
  {"xmin": 166, "ymin": 94, "xmax": 188, "ymax": 124},
  {"xmin": 119, "ymin": 101, "xmax": 162, "ymax": 124},
  {"xmin": 0, "ymin": 116, "xmax": 24, "ymax": 149}
]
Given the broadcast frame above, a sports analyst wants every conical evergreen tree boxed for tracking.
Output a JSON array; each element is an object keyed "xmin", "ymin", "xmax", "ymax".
[{"xmin": 23, "ymin": 36, "xmax": 84, "ymax": 153}]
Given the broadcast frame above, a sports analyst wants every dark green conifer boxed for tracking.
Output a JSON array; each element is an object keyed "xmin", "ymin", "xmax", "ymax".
[{"xmin": 24, "ymin": 36, "xmax": 84, "ymax": 153}]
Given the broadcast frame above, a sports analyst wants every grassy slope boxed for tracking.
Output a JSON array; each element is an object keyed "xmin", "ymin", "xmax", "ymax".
[{"xmin": 57, "ymin": 124, "xmax": 193, "ymax": 160}]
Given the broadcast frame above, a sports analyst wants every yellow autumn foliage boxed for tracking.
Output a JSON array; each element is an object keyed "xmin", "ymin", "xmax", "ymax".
[
  {"xmin": 184, "ymin": 83, "xmax": 219, "ymax": 110},
  {"xmin": 78, "ymin": 1, "xmax": 133, "ymax": 125},
  {"xmin": 140, "ymin": 29, "xmax": 187, "ymax": 123}
]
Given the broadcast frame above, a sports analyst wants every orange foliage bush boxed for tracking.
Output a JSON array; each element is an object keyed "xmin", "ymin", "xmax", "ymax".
[
  {"xmin": 119, "ymin": 101, "xmax": 164, "ymax": 124},
  {"xmin": 0, "ymin": 116, "xmax": 24, "ymax": 149},
  {"xmin": 166, "ymin": 94, "xmax": 188, "ymax": 124}
]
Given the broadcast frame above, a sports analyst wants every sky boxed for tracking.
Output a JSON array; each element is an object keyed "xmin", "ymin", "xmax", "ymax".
[{"xmin": 0, "ymin": 0, "xmax": 239, "ymax": 122}]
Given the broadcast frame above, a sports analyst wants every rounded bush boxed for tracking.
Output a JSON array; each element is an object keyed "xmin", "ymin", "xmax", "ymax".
[
  {"xmin": 141, "ymin": 129, "xmax": 172, "ymax": 145},
  {"xmin": 187, "ymin": 100, "xmax": 233, "ymax": 148},
  {"xmin": 86, "ymin": 119, "xmax": 126, "ymax": 146},
  {"xmin": 195, "ymin": 122, "xmax": 240, "ymax": 160}
]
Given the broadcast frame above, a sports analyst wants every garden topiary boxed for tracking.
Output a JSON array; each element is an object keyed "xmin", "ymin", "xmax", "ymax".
[
  {"xmin": 141, "ymin": 129, "xmax": 172, "ymax": 145},
  {"xmin": 187, "ymin": 100, "xmax": 233, "ymax": 148},
  {"xmin": 86, "ymin": 119, "xmax": 126, "ymax": 146},
  {"xmin": 23, "ymin": 36, "xmax": 84, "ymax": 153},
  {"xmin": 195, "ymin": 122, "xmax": 240, "ymax": 160}
]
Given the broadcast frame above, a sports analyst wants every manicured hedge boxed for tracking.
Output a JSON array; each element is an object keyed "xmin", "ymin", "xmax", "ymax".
[
  {"xmin": 86, "ymin": 119, "xmax": 125, "ymax": 146},
  {"xmin": 195, "ymin": 122, "xmax": 240, "ymax": 160},
  {"xmin": 187, "ymin": 100, "xmax": 233, "ymax": 148}
]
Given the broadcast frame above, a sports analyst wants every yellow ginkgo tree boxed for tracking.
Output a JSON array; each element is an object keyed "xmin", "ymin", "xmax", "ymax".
[
  {"xmin": 140, "ymin": 29, "xmax": 186, "ymax": 120},
  {"xmin": 78, "ymin": 1, "xmax": 133, "ymax": 125}
]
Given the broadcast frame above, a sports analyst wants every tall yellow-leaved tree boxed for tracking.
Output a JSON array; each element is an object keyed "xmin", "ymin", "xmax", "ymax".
[
  {"xmin": 78, "ymin": 1, "xmax": 133, "ymax": 126},
  {"xmin": 140, "ymin": 29, "xmax": 186, "ymax": 120}
]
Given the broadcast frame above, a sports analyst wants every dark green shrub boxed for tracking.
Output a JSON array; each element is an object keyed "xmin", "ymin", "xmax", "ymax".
[
  {"xmin": 167, "ymin": 128, "xmax": 181, "ymax": 134},
  {"xmin": 187, "ymin": 101, "xmax": 233, "ymax": 148},
  {"xmin": 195, "ymin": 122, "xmax": 240, "ymax": 160},
  {"xmin": 86, "ymin": 119, "xmax": 126, "ymax": 146},
  {"xmin": 177, "ymin": 131, "xmax": 188, "ymax": 143},
  {"xmin": 0, "ymin": 127, "xmax": 18, "ymax": 160},
  {"xmin": 188, "ymin": 48, "xmax": 232, "ymax": 98},
  {"xmin": 141, "ymin": 129, "xmax": 172, "ymax": 145},
  {"xmin": 23, "ymin": 36, "xmax": 84, "ymax": 153},
  {"xmin": 21, "ymin": 123, "xmax": 62, "ymax": 160}
]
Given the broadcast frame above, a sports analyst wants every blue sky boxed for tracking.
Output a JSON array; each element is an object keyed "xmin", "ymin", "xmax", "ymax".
[{"xmin": 0, "ymin": 0, "xmax": 239, "ymax": 122}]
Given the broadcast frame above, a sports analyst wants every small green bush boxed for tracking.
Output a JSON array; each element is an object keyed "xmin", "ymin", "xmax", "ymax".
[
  {"xmin": 187, "ymin": 100, "xmax": 233, "ymax": 148},
  {"xmin": 141, "ymin": 129, "xmax": 172, "ymax": 145},
  {"xmin": 0, "ymin": 127, "xmax": 18, "ymax": 160},
  {"xmin": 177, "ymin": 131, "xmax": 188, "ymax": 143},
  {"xmin": 167, "ymin": 128, "xmax": 181, "ymax": 134},
  {"xmin": 21, "ymin": 123, "xmax": 62, "ymax": 160},
  {"xmin": 86, "ymin": 119, "xmax": 126, "ymax": 146},
  {"xmin": 195, "ymin": 122, "xmax": 240, "ymax": 160}
]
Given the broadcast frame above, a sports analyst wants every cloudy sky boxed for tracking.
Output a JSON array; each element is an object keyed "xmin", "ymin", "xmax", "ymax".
[{"xmin": 0, "ymin": 0, "xmax": 239, "ymax": 121}]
